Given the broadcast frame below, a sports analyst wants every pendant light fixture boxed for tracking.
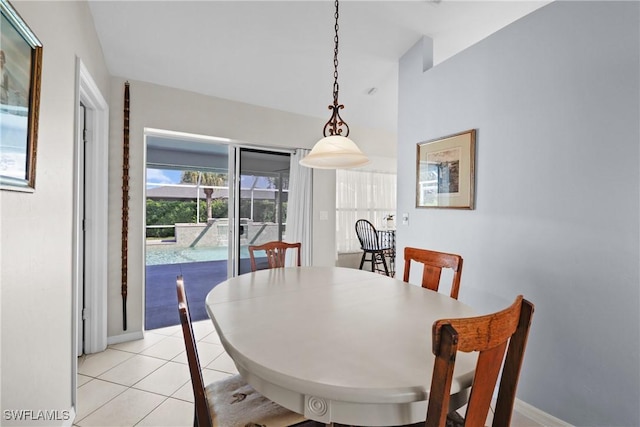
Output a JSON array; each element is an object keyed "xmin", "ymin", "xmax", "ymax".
[{"xmin": 299, "ymin": 0, "xmax": 369, "ymax": 169}]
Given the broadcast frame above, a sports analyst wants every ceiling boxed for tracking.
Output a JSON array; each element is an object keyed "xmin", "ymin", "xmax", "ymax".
[{"xmin": 88, "ymin": 1, "xmax": 550, "ymax": 133}]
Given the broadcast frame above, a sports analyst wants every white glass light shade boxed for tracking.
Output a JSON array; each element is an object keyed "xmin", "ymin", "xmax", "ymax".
[{"xmin": 299, "ymin": 135, "xmax": 369, "ymax": 169}]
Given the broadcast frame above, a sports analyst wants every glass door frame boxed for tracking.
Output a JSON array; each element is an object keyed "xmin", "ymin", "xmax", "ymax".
[
  {"xmin": 227, "ymin": 147, "xmax": 240, "ymax": 277},
  {"xmin": 229, "ymin": 146, "xmax": 293, "ymax": 276}
]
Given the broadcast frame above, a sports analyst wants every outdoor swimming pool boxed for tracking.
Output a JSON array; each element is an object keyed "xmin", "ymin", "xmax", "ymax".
[{"xmin": 146, "ymin": 244, "xmax": 250, "ymax": 266}]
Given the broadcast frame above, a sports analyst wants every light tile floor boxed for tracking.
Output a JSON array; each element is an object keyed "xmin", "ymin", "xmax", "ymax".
[
  {"xmin": 76, "ymin": 320, "xmax": 234, "ymax": 427},
  {"xmin": 75, "ymin": 319, "xmax": 543, "ymax": 427}
]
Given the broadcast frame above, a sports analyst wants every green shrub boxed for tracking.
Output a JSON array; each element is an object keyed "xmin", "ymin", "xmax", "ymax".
[
  {"xmin": 146, "ymin": 198, "xmax": 287, "ymax": 238},
  {"xmin": 146, "ymin": 199, "xmax": 229, "ymax": 238}
]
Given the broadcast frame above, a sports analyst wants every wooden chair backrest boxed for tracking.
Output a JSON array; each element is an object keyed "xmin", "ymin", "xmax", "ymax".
[
  {"xmin": 426, "ymin": 295, "xmax": 534, "ymax": 427},
  {"xmin": 176, "ymin": 276, "xmax": 212, "ymax": 427},
  {"xmin": 403, "ymin": 247, "xmax": 463, "ymax": 299},
  {"xmin": 248, "ymin": 241, "xmax": 301, "ymax": 272},
  {"xmin": 355, "ymin": 219, "xmax": 384, "ymax": 251}
]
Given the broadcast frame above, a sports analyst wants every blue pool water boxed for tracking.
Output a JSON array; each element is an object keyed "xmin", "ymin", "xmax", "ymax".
[{"xmin": 146, "ymin": 245, "xmax": 250, "ymax": 266}]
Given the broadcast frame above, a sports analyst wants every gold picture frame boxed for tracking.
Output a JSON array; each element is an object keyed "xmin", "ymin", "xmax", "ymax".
[
  {"xmin": 0, "ymin": 0, "xmax": 42, "ymax": 191},
  {"xmin": 416, "ymin": 129, "xmax": 476, "ymax": 209}
]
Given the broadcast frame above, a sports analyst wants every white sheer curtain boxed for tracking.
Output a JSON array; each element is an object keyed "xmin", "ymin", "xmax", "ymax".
[
  {"xmin": 336, "ymin": 169, "xmax": 397, "ymax": 253},
  {"xmin": 285, "ymin": 149, "xmax": 312, "ymax": 265}
]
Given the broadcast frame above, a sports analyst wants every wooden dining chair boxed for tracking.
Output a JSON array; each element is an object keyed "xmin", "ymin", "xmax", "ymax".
[
  {"xmin": 403, "ymin": 247, "xmax": 463, "ymax": 299},
  {"xmin": 426, "ymin": 295, "xmax": 535, "ymax": 427},
  {"xmin": 176, "ymin": 276, "xmax": 308, "ymax": 427},
  {"xmin": 355, "ymin": 219, "xmax": 393, "ymax": 276},
  {"xmin": 248, "ymin": 241, "xmax": 301, "ymax": 272}
]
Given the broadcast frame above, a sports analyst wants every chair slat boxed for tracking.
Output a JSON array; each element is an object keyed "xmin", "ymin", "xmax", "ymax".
[
  {"xmin": 464, "ymin": 343, "xmax": 508, "ymax": 427},
  {"xmin": 421, "ymin": 265, "xmax": 442, "ymax": 293}
]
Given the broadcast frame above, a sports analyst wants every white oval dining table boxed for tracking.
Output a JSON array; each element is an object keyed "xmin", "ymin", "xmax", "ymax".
[{"xmin": 205, "ymin": 266, "xmax": 478, "ymax": 426}]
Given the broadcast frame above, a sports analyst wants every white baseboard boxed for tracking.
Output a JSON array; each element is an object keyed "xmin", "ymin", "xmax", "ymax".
[
  {"xmin": 515, "ymin": 399, "xmax": 573, "ymax": 426},
  {"xmin": 107, "ymin": 330, "xmax": 144, "ymax": 345}
]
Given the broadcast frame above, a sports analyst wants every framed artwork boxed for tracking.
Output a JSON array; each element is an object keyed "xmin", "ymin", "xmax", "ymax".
[
  {"xmin": 0, "ymin": 0, "xmax": 42, "ymax": 191},
  {"xmin": 416, "ymin": 129, "xmax": 476, "ymax": 209}
]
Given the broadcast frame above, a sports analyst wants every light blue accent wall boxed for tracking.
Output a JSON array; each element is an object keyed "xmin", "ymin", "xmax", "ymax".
[{"xmin": 397, "ymin": 2, "xmax": 639, "ymax": 425}]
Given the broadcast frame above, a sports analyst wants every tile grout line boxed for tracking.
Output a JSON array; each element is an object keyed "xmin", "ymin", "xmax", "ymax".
[
  {"xmin": 131, "ymin": 395, "xmax": 173, "ymax": 427},
  {"xmin": 75, "ymin": 379, "xmax": 130, "ymax": 425}
]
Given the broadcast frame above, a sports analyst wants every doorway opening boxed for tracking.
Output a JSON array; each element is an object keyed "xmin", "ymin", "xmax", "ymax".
[
  {"xmin": 72, "ymin": 60, "xmax": 109, "ymax": 413},
  {"xmin": 144, "ymin": 131, "xmax": 291, "ymax": 330}
]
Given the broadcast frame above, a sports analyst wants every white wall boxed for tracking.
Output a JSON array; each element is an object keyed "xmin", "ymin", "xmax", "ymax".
[
  {"xmin": 397, "ymin": 2, "xmax": 639, "ymax": 425},
  {"xmin": 105, "ymin": 78, "xmax": 395, "ymax": 339},
  {"xmin": 0, "ymin": 0, "xmax": 110, "ymax": 422}
]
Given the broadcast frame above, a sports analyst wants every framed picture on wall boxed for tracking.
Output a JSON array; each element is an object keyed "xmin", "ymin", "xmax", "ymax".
[
  {"xmin": 0, "ymin": 0, "xmax": 42, "ymax": 191},
  {"xmin": 416, "ymin": 129, "xmax": 476, "ymax": 209}
]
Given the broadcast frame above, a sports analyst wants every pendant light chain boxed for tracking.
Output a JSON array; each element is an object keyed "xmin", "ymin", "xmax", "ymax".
[
  {"xmin": 323, "ymin": 0, "xmax": 349, "ymax": 138},
  {"xmin": 332, "ymin": 0, "xmax": 340, "ymax": 107}
]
